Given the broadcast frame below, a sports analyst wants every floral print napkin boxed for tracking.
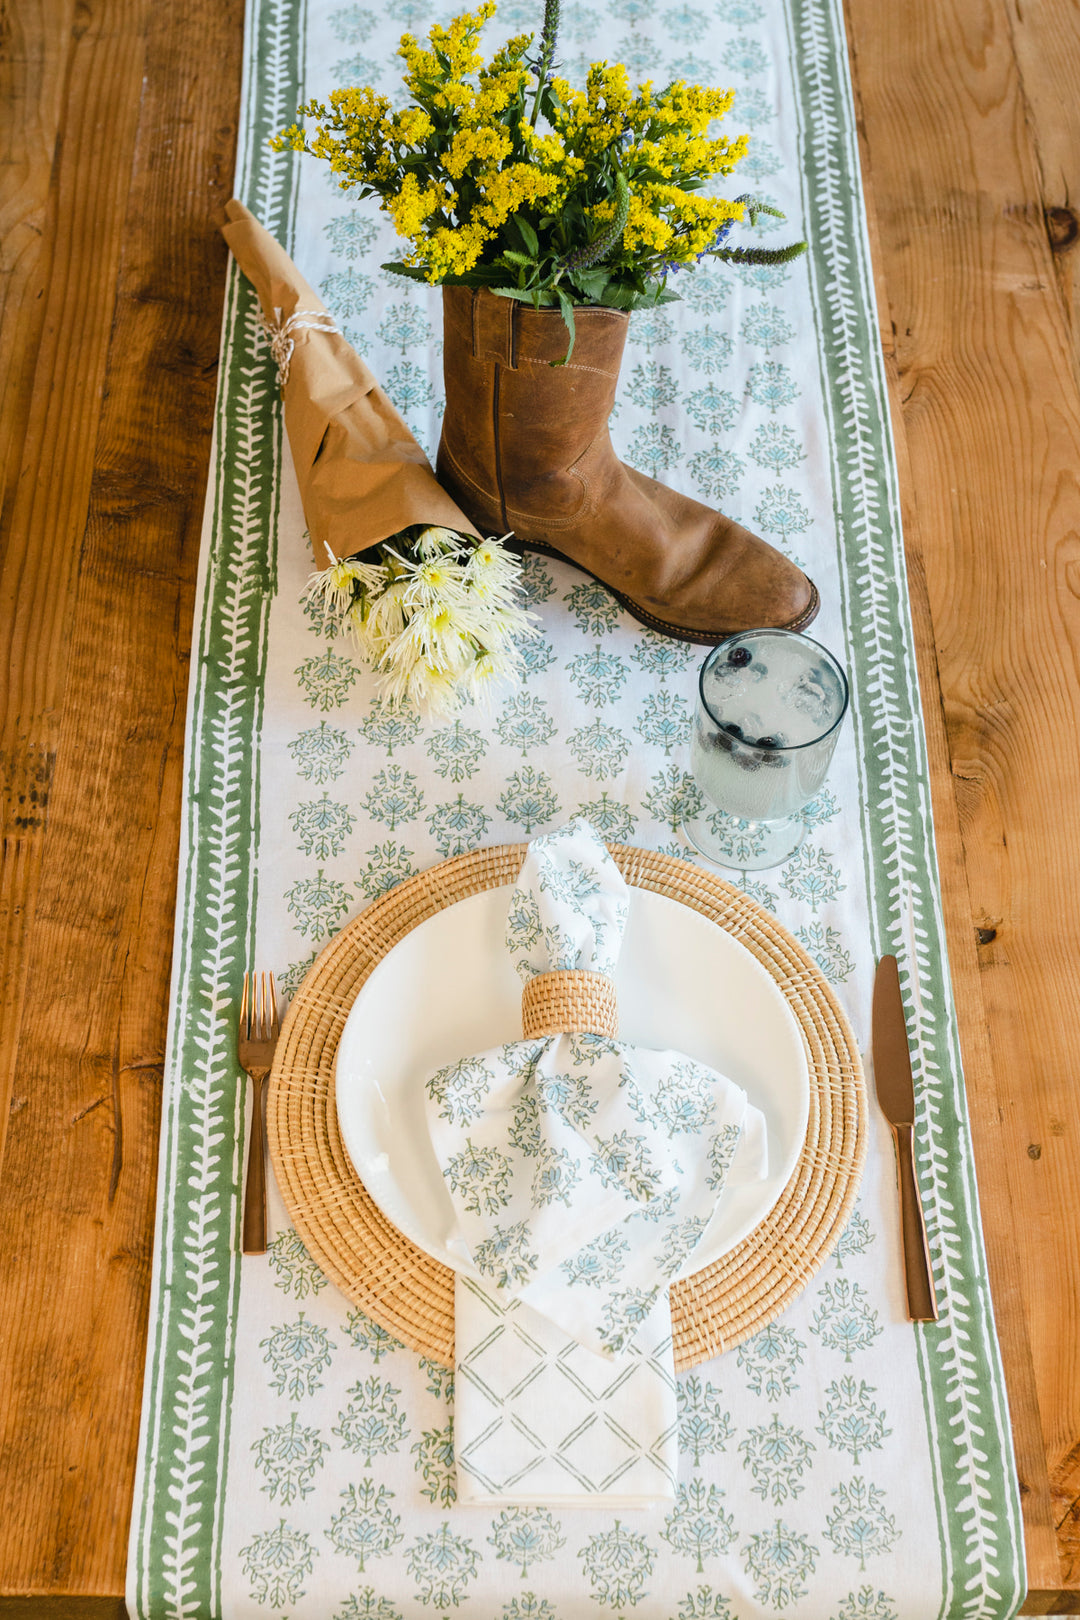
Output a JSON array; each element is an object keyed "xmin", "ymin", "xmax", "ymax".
[{"xmin": 423, "ymin": 820, "xmax": 767, "ymax": 1502}]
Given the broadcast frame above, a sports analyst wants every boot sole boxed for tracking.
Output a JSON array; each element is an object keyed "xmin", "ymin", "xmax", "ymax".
[{"xmin": 510, "ymin": 536, "xmax": 821, "ymax": 646}]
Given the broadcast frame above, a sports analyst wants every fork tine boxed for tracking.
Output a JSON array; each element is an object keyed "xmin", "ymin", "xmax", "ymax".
[
  {"xmin": 268, "ymin": 971, "xmax": 280, "ymax": 1039},
  {"xmin": 240, "ymin": 971, "xmax": 250, "ymax": 1037},
  {"xmin": 256, "ymin": 971, "xmax": 266, "ymax": 1042}
]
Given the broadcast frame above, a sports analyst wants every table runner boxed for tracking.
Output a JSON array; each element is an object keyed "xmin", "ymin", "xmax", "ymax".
[{"xmin": 127, "ymin": 0, "xmax": 1026, "ymax": 1612}]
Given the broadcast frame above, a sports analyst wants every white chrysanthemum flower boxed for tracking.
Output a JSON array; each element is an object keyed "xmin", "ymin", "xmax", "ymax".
[{"xmin": 298, "ymin": 525, "xmax": 534, "ymax": 718}]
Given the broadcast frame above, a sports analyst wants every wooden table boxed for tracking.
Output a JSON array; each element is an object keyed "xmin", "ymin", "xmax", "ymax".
[{"xmin": 2, "ymin": 0, "xmax": 1078, "ymax": 1611}]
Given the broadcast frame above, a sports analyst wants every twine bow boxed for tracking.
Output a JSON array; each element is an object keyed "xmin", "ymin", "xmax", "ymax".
[{"xmin": 260, "ymin": 306, "xmax": 340, "ymax": 388}]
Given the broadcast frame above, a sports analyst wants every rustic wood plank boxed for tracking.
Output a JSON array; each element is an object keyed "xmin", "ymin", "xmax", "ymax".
[
  {"xmin": 0, "ymin": 0, "xmax": 243, "ymax": 1598},
  {"xmin": 844, "ymin": 0, "xmax": 1080, "ymax": 1605}
]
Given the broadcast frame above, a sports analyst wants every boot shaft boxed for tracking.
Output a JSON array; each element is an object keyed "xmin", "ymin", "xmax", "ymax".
[{"xmin": 440, "ymin": 287, "xmax": 628, "ymax": 521}]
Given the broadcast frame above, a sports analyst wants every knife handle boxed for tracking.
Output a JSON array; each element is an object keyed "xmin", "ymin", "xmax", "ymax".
[{"xmin": 892, "ymin": 1124, "xmax": 938, "ymax": 1322}]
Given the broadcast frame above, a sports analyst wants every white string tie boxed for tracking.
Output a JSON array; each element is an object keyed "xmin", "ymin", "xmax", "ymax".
[{"xmin": 260, "ymin": 307, "xmax": 340, "ymax": 387}]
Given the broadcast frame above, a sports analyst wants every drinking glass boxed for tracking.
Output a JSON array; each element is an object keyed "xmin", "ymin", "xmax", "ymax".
[{"xmin": 682, "ymin": 629, "xmax": 849, "ymax": 871}]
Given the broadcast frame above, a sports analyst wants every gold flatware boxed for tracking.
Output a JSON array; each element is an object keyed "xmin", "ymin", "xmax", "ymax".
[
  {"xmin": 871, "ymin": 954, "xmax": 938, "ymax": 1321},
  {"xmin": 239, "ymin": 970, "xmax": 280, "ymax": 1255}
]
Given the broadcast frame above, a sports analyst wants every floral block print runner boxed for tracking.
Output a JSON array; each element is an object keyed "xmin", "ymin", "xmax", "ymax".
[{"xmin": 126, "ymin": 0, "xmax": 1025, "ymax": 1612}]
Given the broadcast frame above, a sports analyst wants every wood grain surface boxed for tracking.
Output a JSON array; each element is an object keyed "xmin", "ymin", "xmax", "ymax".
[{"xmin": 1, "ymin": 0, "xmax": 1078, "ymax": 1608}]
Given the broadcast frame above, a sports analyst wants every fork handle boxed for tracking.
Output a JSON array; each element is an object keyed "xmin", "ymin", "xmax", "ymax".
[{"xmin": 243, "ymin": 1067, "xmax": 269, "ymax": 1255}]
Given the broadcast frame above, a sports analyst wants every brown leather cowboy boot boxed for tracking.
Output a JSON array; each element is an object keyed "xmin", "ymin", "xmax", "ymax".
[{"xmin": 436, "ymin": 286, "xmax": 818, "ymax": 643}]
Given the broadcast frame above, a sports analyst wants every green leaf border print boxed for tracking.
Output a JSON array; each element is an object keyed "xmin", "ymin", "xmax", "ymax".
[
  {"xmin": 127, "ymin": 0, "xmax": 306, "ymax": 1609},
  {"xmin": 786, "ymin": 0, "xmax": 1025, "ymax": 1612}
]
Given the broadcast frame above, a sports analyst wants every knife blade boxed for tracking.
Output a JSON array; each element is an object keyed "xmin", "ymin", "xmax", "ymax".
[{"xmin": 872, "ymin": 954, "xmax": 939, "ymax": 1322}]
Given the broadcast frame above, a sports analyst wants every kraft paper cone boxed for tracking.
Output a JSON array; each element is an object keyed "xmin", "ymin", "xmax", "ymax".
[{"xmin": 222, "ymin": 199, "xmax": 480, "ymax": 569}]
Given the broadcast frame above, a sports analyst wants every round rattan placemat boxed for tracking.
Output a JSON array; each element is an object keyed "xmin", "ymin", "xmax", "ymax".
[{"xmin": 268, "ymin": 842, "xmax": 866, "ymax": 1372}]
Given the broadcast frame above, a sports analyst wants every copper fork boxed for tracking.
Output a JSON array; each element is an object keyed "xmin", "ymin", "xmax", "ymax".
[{"xmin": 239, "ymin": 970, "xmax": 280, "ymax": 1254}]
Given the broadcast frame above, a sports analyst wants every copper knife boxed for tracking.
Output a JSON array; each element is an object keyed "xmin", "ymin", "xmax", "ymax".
[{"xmin": 871, "ymin": 955, "xmax": 939, "ymax": 1322}]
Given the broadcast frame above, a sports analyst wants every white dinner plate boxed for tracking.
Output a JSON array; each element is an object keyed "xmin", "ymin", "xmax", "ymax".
[{"xmin": 334, "ymin": 884, "xmax": 810, "ymax": 1279}]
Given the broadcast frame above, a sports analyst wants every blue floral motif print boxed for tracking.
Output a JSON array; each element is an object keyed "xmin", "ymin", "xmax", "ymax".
[
  {"xmin": 630, "ymin": 629, "xmax": 697, "ymax": 680},
  {"xmin": 266, "ymin": 1228, "xmax": 328, "ymax": 1300},
  {"xmin": 241, "ymin": 1520, "xmax": 315, "ymax": 1606},
  {"xmin": 689, "ymin": 447, "xmax": 745, "ymax": 503},
  {"xmin": 426, "ymin": 794, "xmax": 491, "ymax": 856},
  {"xmin": 361, "ymin": 763, "xmax": 425, "ymax": 829},
  {"xmin": 650, "ymin": 1059, "xmax": 719, "ymax": 1137},
  {"xmin": 634, "ymin": 690, "xmax": 692, "ymax": 754},
  {"xmin": 578, "ymin": 1521, "xmax": 656, "ymax": 1608},
  {"xmin": 531, "ymin": 1142, "xmax": 581, "ymax": 1207},
  {"xmin": 295, "ymin": 648, "xmax": 361, "ymax": 710},
  {"xmin": 798, "ymin": 921, "xmax": 856, "ymax": 983},
  {"xmin": 444, "ymin": 1139, "xmax": 514, "ymax": 1215},
  {"xmin": 568, "ymin": 718, "xmax": 630, "ymax": 781},
  {"xmin": 333, "ymin": 1591, "xmax": 403, "ymax": 1620},
  {"xmin": 627, "ymin": 422, "xmax": 683, "ymax": 477},
  {"xmin": 677, "ymin": 1375, "xmax": 734, "ymax": 1466},
  {"xmin": 285, "ymin": 869, "xmax": 351, "ymax": 939},
  {"xmin": 319, "ymin": 267, "xmax": 374, "ymax": 319},
  {"xmin": 564, "ymin": 578, "xmax": 622, "ymax": 635},
  {"xmin": 662, "ymin": 1480, "xmax": 737, "ymax": 1573},
  {"xmin": 497, "ymin": 766, "xmax": 561, "ymax": 834},
  {"xmin": 682, "ymin": 327, "xmax": 734, "ymax": 374},
  {"xmin": 675, "ymin": 1587, "xmax": 735, "ymax": 1620},
  {"xmin": 260, "ymin": 1313, "xmax": 335, "ymax": 1399},
  {"xmin": 411, "ymin": 1422, "xmax": 455, "ymax": 1507},
  {"xmin": 288, "ymin": 719, "xmax": 353, "ymax": 783},
  {"xmin": 375, "ymin": 299, "xmax": 432, "ymax": 352},
  {"xmin": 658, "ymin": 1213, "xmax": 709, "ymax": 1276},
  {"xmin": 537, "ymin": 1068, "xmax": 598, "ymax": 1129},
  {"xmin": 567, "ymin": 646, "xmax": 630, "ymax": 708},
  {"xmin": 748, "ymin": 420, "xmax": 806, "ymax": 473},
  {"xmin": 344, "ymin": 1309, "xmax": 404, "ymax": 1361},
  {"xmin": 738, "ymin": 1321, "xmax": 806, "ymax": 1399},
  {"xmin": 473, "ymin": 1220, "xmax": 539, "ymax": 1289},
  {"xmin": 741, "ymin": 303, "xmax": 796, "ymax": 352},
  {"xmin": 742, "ymin": 1520, "xmax": 819, "ymax": 1609},
  {"xmin": 811, "ymin": 1280, "xmax": 883, "ymax": 1361},
  {"xmin": 817, "ymin": 1377, "xmax": 892, "ymax": 1464},
  {"xmin": 423, "ymin": 720, "xmax": 487, "ymax": 783},
  {"xmin": 289, "ymin": 793, "xmax": 356, "ymax": 859},
  {"xmin": 755, "ymin": 484, "xmax": 813, "ymax": 543},
  {"xmin": 357, "ymin": 697, "xmax": 422, "ymax": 756},
  {"xmin": 425, "ymin": 1057, "xmax": 493, "ymax": 1127},
  {"xmin": 738, "ymin": 1413, "xmax": 816, "ymax": 1503},
  {"xmin": 746, "ymin": 360, "xmax": 800, "ymax": 413},
  {"xmin": 832, "ymin": 1207, "xmax": 875, "ymax": 1267},
  {"xmin": 327, "ymin": 7, "xmax": 375, "ymax": 46},
  {"xmin": 333, "ymin": 1376, "xmax": 409, "ymax": 1464},
  {"xmin": 561, "ymin": 1227, "xmax": 630, "ymax": 1288},
  {"xmin": 781, "ymin": 844, "xmax": 846, "ymax": 911},
  {"xmin": 831, "ymin": 1587, "xmax": 900, "ymax": 1620},
  {"xmin": 500, "ymin": 1596, "xmax": 558, "ymax": 1620},
  {"xmin": 251, "ymin": 1413, "xmax": 329, "ymax": 1504},
  {"xmin": 825, "ymin": 1478, "xmax": 900, "ymax": 1569},
  {"xmin": 599, "ymin": 1285, "xmax": 662, "ymax": 1352},
  {"xmin": 626, "ymin": 361, "xmax": 679, "ymax": 412},
  {"xmin": 642, "ymin": 764, "xmax": 705, "ymax": 830},
  {"xmin": 577, "ymin": 792, "xmax": 638, "ymax": 839},
  {"xmin": 496, "ymin": 693, "xmax": 557, "ymax": 756},
  {"xmin": 594, "ymin": 1130, "xmax": 662, "ymax": 1201},
  {"xmin": 325, "ymin": 1480, "xmax": 403, "ymax": 1573},
  {"xmin": 487, "ymin": 1507, "xmax": 566, "ymax": 1577},
  {"xmin": 705, "ymin": 1123, "xmax": 742, "ymax": 1188},
  {"xmin": 355, "ymin": 840, "xmax": 416, "ymax": 901}
]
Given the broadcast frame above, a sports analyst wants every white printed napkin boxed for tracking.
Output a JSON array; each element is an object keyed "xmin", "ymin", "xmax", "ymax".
[{"xmin": 422, "ymin": 818, "xmax": 768, "ymax": 1503}]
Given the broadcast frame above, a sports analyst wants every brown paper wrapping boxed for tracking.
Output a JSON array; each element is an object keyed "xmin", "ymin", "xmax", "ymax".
[{"xmin": 221, "ymin": 199, "xmax": 479, "ymax": 571}]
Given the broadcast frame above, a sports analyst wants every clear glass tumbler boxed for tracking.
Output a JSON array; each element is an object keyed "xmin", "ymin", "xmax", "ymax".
[{"xmin": 682, "ymin": 629, "xmax": 850, "ymax": 871}]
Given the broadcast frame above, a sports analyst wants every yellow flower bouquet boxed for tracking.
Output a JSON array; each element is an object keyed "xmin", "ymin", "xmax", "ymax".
[{"xmin": 273, "ymin": 0, "xmax": 804, "ymax": 355}]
